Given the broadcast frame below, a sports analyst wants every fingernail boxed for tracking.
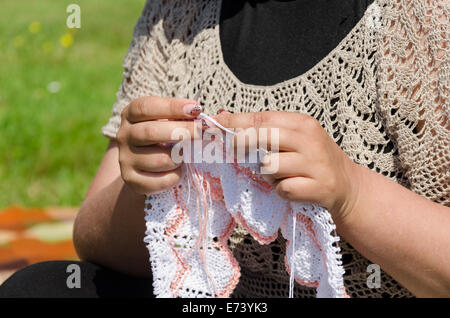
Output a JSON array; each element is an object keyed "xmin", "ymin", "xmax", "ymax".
[{"xmin": 183, "ymin": 103, "xmax": 202, "ymax": 116}]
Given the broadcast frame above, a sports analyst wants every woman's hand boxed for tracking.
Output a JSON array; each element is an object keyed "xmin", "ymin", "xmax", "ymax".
[
  {"xmin": 116, "ymin": 95, "xmax": 202, "ymax": 195},
  {"xmin": 213, "ymin": 110, "xmax": 363, "ymax": 224}
]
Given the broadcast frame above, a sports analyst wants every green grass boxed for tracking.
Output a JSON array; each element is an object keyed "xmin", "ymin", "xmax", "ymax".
[{"xmin": 0, "ymin": 0, "xmax": 146, "ymax": 208}]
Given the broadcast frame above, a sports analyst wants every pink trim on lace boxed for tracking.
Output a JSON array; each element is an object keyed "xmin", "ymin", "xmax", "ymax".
[
  {"xmin": 284, "ymin": 255, "xmax": 319, "ymax": 288},
  {"xmin": 234, "ymin": 210, "xmax": 278, "ymax": 245},
  {"xmin": 215, "ymin": 219, "xmax": 241, "ymax": 298},
  {"xmin": 231, "ymin": 162, "xmax": 273, "ymax": 194},
  {"xmin": 168, "ymin": 186, "xmax": 191, "ymax": 296}
]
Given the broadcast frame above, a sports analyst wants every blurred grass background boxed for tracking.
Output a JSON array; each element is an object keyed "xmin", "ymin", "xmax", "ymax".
[{"xmin": 0, "ymin": 0, "xmax": 146, "ymax": 208}]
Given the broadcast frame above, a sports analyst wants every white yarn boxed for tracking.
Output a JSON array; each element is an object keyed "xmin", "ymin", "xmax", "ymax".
[
  {"xmin": 201, "ymin": 112, "xmax": 299, "ymax": 298},
  {"xmin": 197, "ymin": 112, "xmax": 237, "ymax": 136}
]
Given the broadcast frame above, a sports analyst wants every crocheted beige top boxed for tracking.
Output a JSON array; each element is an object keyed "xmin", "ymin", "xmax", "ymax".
[{"xmin": 102, "ymin": 0, "xmax": 449, "ymax": 297}]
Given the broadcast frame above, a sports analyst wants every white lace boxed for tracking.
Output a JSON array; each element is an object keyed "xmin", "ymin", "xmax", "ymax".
[{"xmin": 143, "ymin": 119, "xmax": 346, "ymax": 297}]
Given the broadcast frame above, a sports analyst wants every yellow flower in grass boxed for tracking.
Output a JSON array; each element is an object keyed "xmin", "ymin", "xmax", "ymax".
[
  {"xmin": 29, "ymin": 21, "xmax": 41, "ymax": 34},
  {"xmin": 60, "ymin": 33, "xmax": 74, "ymax": 48}
]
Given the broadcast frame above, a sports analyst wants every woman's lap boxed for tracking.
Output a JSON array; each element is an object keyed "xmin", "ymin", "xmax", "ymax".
[{"xmin": 0, "ymin": 260, "xmax": 154, "ymax": 298}]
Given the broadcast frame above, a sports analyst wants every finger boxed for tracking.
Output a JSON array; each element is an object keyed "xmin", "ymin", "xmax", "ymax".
[
  {"xmin": 213, "ymin": 110, "xmax": 314, "ymax": 131},
  {"xmin": 126, "ymin": 96, "xmax": 201, "ymax": 123},
  {"xmin": 261, "ymin": 173, "xmax": 277, "ymax": 184},
  {"xmin": 127, "ymin": 120, "xmax": 203, "ymax": 146},
  {"xmin": 260, "ymin": 152, "xmax": 311, "ymax": 178},
  {"xmin": 124, "ymin": 167, "xmax": 182, "ymax": 195},
  {"xmin": 129, "ymin": 145, "xmax": 182, "ymax": 173},
  {"xmin": 273, "ymin": 177, "xmax": 321, "ymax": 203},
  {"xmin": 231, "ymin": 127, "xmax": 301, "ymax": 153}
]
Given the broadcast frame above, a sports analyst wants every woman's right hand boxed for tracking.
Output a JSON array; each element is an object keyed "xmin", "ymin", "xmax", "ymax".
[{"xmin": 116, "ymin": 95, "xmax": 202, "ymax": 195}]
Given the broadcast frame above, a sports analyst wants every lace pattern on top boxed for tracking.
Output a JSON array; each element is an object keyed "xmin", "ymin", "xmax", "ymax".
[{"xmin": 102, "ymin": 0, "xmax": 449, "ymax": 297}]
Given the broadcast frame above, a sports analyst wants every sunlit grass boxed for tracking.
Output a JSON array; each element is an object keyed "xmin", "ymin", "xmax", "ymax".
[{"xmin": 0, "ymin": 0, "xmax": 146, "ymax": 207}]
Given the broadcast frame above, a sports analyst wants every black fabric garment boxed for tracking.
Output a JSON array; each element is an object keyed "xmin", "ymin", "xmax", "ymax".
[
  {"xmin": 0, "ymin": 1, "xmax": 376, "ymax": 298},
  {"xmin": 219, "ymin": 0, "xmax": 375, "ymax": 86},
  {"xmin": 0, "ymin": 261, "xmax": 154, "ymax": 298}
]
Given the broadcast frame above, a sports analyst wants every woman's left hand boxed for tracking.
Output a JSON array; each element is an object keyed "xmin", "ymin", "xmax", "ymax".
[{"xmin": 213, "ymin": 110, "xmax": 363, "ymax": 224}]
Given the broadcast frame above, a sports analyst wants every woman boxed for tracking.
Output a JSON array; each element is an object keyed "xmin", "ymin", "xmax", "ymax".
[{"xmin": 1, "ymin": 0, "xmax": 448, "ymax": 298}]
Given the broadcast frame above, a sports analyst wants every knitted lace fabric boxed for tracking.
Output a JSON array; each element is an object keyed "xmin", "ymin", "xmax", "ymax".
[
  {"xmin": 102, "ymin": 0, "xmax": 449, "ymax": 297},
  {"xmin": 143, "ymin": 138, "xmax": 346, "ymax": 298}
]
